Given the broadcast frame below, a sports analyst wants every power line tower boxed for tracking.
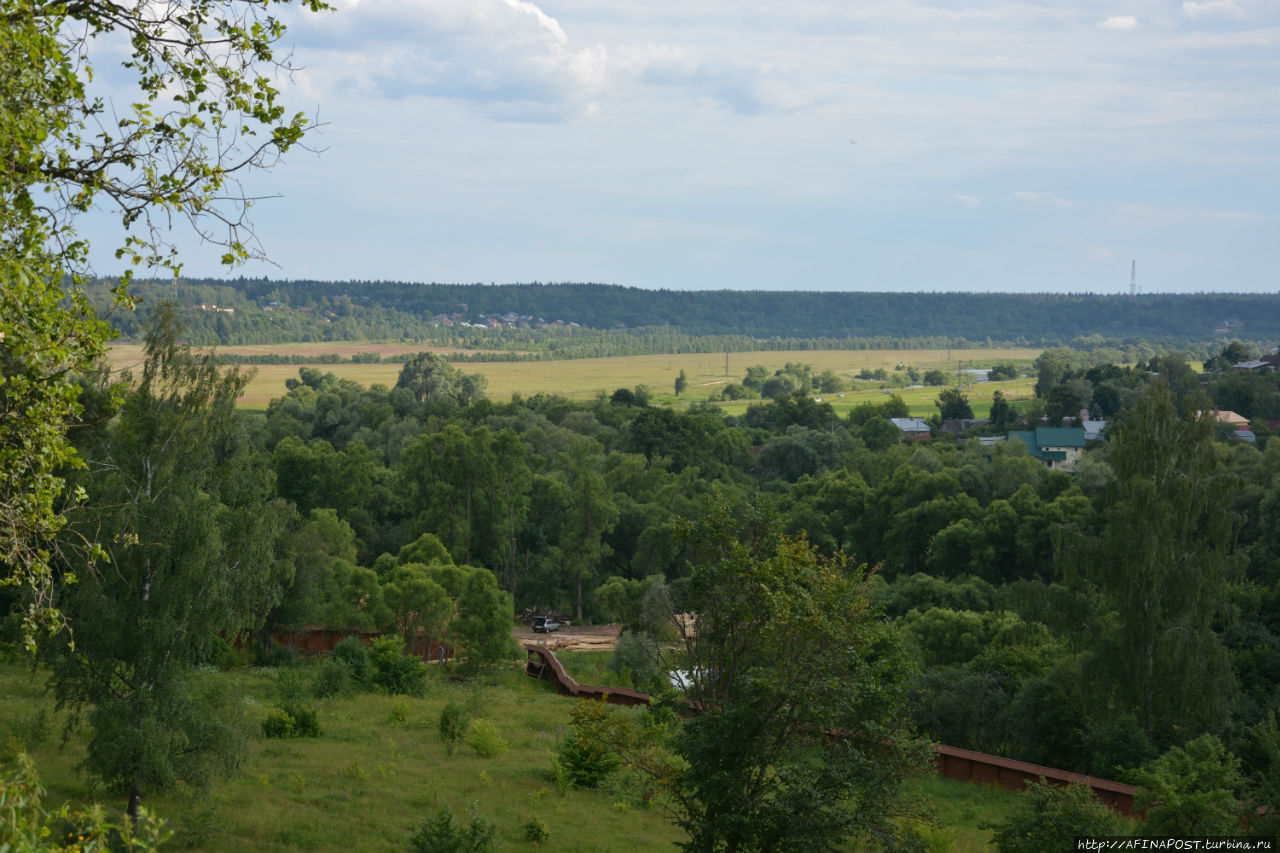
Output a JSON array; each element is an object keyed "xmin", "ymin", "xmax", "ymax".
[{"xmin": 1129, "ymin": 260, "xmax": 1137, "ymax": 297}]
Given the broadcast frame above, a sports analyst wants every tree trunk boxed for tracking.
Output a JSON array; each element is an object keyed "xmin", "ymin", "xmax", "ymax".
[{"xmin": 127, "ymin": 783, "xmax": 142, "ymax": 822}]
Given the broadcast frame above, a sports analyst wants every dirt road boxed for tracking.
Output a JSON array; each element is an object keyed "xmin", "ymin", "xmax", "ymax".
[{"xmin": 511, "ymin": 622, "xmax": 622, "ymax": 652}]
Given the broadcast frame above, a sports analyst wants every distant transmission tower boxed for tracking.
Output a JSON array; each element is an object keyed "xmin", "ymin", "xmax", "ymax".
[{"xmin": 1129, "ymin": 260, "xmax": 1137, "ymax": 297}]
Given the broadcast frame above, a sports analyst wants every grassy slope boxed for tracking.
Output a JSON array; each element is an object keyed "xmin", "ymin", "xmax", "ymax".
[{"xmin": 1, "ymin": 658, "xmax": 1024, "ymax": 851}]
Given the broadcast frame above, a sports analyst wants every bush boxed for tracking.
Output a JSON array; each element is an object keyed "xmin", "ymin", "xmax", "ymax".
[
  {"xmin": 439, "ymin": 702, "xmax": 469, "ymax": 754},
  {"xmin": 465, "ymin": 719, "xmax": 508, "ymax": 758},
  {"xmin": 253, "ymin": 639, "xmax": 298, "ymax": 668},
  {"xmin": 556, "ymin": 729, "xmax": 622, "ymax": 789},
  {"xmin": 523, "ymin": 818, "xmax": 549, "ymax": 843},
  {"xmin": 330, "ymin": 637, "xmax": 372, "ymax": 685},
  {"xmin": 407, "ymin": 802, "xmax": 497, "ymax": 853},
  {"xmin": 262, "ymin": 704, "xmax": 321, "ymax": 739},
  {"xmin": 206, "ymin": 635, "xmax": 246, "ymax": 670},
  {"xmin": 609, "ymin": 630, "xmax": 659, "ymax": 685},
  {"xmin": 989, "ymin": 780, "xmax": 1122, "ymax": 853},
  {"xmin": 262, "ymin": 707, "xmax": 296, "ymax": 739},
  {"xmin": 288, "ymin": 704, "xmax": 321, "ymax": 738},
  {"xmin": 275, "ymin": 665, "xmax": 310, "ymax": 706},
  {"xmin": 313, "ymin": 657, "xmax": 355, "ymax": 698},
  {"xmin": 1130, "ymin": 735, "xmax": 1247, "ymax": 836},
  {"xmin": 370, "ymin": 636, "xmax": 427, "ymax": 697}
]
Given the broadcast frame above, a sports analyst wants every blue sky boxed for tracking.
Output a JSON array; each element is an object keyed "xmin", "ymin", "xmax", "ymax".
[{"xmin": 86, "ymin": 0, "xmax": 1279, "ymax": 293}]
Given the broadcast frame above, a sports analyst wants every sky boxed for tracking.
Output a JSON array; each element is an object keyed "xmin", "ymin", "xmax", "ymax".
[{"xmin": 83, "ymin": 0, "xmax": 1279, "ymax": 293}]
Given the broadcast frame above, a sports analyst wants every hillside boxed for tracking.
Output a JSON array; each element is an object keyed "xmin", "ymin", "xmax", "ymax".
[{"xmin": 84, "ymin": 278, "xmax": 1278, "ymax": 346}]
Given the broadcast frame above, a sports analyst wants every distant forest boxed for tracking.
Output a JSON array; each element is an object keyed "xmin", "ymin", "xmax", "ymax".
[{"xmin": 86, "ymin": 278, "xmax": 1279, "ymax": 349}]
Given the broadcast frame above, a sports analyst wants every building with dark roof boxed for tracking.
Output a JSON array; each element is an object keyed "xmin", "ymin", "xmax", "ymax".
[{"xmin": 1009, "ymin": 427, "xmax": 1086, "ymax": 470}]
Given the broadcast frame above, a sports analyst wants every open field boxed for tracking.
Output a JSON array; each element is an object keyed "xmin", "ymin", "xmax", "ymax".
[
  {"xmin": 108, "ymin": 344, "xmax": 1042, "ymax": 410},
  {"xmin": 716, "ymin": 376, "xmax": 1039, "ymax": 419},
  {"xmin": 1, "ymin": 657, "xmax": 1024, "ymax": 851}
]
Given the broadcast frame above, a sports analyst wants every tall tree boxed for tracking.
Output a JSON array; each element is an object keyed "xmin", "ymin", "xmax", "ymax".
[
  {"xmin": 400, "ymin": 424, "xmax": 478, "ymax": 562},
  {"xmin": 475, "ymin": 429, "xmax": 531, "ymax": 595},
  {"xmin": 935, "ymin": 387, "xmax": 975, "ymax": 420},
  {"xmin": 558, "ymin": 437, "xmax": 618, "ymax": 621},
  {"xmin": 1082, "ymin": 381, "xmax": 1239, "ymax": 746},
  {"xmin": 668, "ymin": 496, "xmax": 931, "ymax": 851},
  {"xmin": 988, "ymin": 390, "xmax": 1018, "ymax": 432},
  {"xmin": 2, "ymin": 0, "xmax": 327, "ymax": 646},
  {"xmin": 395, "ymin": 352, "xmax": 487, "ymax": 413},
  {"xmin": 0, "ymin": 5, "xmax": 115, "ymax": 645},
  {"xmin": 49, "ymin": 309, "xmax": 293, "ymax": 818}
]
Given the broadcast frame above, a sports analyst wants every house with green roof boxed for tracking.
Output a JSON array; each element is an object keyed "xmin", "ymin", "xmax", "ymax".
[{"xmin": 1009, "ymin": 427, "xmax": 1087, "ymax": 470}]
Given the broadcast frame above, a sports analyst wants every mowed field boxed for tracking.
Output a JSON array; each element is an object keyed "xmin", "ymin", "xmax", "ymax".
[{"xmin": 107, "ymin": 344, "xmax": 1043, "ymax": 412}]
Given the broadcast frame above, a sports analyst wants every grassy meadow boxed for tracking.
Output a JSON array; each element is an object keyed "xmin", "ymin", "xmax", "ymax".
[
  {"xmin": 2, "ymin": 654, "xmax": 1027, "ymax": 851},
  {"xmin": 107, "ymin": 344, "xmax": 1042, "ymax": 411}
]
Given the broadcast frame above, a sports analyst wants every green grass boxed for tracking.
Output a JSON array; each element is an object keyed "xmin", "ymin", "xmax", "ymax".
[
  {"xmin": 715, "ymin": 376, "xmax": 1038, "ymax": 420},
  {"xmin": 552, "ymin": 649, "xmax": 624, "ymax": 687},
  {"xmin": 2, "ymin": 660, "xmax": 683, "ymax": 852},
  {"xmin": 905, "ymin": 775, "xmax": 1022, "ymax": 851},
  {"xmin": 1, "ymin": 658, "xmax": 1027, "ymax": 851}
]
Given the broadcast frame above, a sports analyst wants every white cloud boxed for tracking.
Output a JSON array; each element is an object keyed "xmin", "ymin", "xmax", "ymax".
[
  {"xmin": 1098, "ymin": 15, "xmax": 1139, "ymax": 30},
  {"xmin": 288, "ymin": 0, "xmax": 609, "ymax": 120},
  {"xmin": 1182, "ymin": 0, "xmax": 1244, "ymax": 20},
  {"xmin": 286, "ymin": 0, "xmax": 808, "ymax": 119},
  {"xmin": 953, "ymin": 194, "xmax": 982, "ymax": 208},
  {"xmin": 1013, "ymin": 191, "xmax": 1072, "ymax": 207}
]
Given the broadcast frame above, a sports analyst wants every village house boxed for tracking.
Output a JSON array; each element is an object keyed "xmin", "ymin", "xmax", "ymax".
[
  {"xmin": 889, "ymin": 417, "xmax": 932, "ymax": 440},
  {"xmin": 1009, "ymin": 427, "xmax": 1087, "ymax": 470}
]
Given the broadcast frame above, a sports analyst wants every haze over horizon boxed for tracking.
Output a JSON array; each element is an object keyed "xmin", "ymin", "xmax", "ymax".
[{"xmin": 81, "ymin": 0, "xmax": 1278, "ymax": 295}]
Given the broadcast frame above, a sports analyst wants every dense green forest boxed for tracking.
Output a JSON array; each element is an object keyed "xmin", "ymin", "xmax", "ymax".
[
  {"xmin": 84, "ymin": 277, "xmax": 1279, "ymax": 351},
  {"xmin": 63, "ymin": 331, "xmax": 1280, "ymax": 764}
]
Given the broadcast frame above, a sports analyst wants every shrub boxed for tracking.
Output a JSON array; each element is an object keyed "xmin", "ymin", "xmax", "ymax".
[
  {"xmin": 330, "ymin": 637, "xmax": 372, "ymax": 685},
  {"xmin": 465, "ymin": 719, "xmax": 508, "ymax": 758},
  {"xmin": 371, "ymin": 636, "xmax": 427, "ymax": 697},
  {"xmin": 275, "ymin": 665, "xmax": 310, "ymax": 706},
  {"xmin": 609, "ymin": 629, "xmax": 659, "ymax": 685},
  {"xmin": 989, "ymin": 780, "xmax": 1122, "ymax": 853},
  {"xmin": 313, "ymin": 657, "xmax": 355, "ymax": 698},
  {"xmin": 262, "ymin": 707, "xmax": 295, "ymax": 739},
  {"xmin": 288, "ymin": 704, "xmax": 322, "ymax": 738},
  {"xmin": 207, "ymin": 635, "xmax": 246, "ymax": 670},
  {"xmin": 389, "ymin": 699, "xmax": 410, "ymax": 726},
  {"xmin": 1130, "ymin": 735, "xmax": 1247, "ymax": 836},
  {"xmin": 557, "ymin": 729, "xmax": 622, "ymax": 789},
  {"xmin": 253, "ymin": 639, "xmax": 298, "ymax": 668},
  {"xmin": 6, "ymin": 709, "xmax": 50, "ymax": 749},
  {"xmin": 262, "ymin": 705, "xmax": 320, "ymax": 739},
  {"xmin": 523, "ymin": 818, "xmax": 549, "ymax": 843},
  {"xmin": 439, "ymin": 702, "xmax": 468, "ymax": 754},
  {"xmin": 407, "ymin": 802, "xmax": 497, "ymax": 853}
]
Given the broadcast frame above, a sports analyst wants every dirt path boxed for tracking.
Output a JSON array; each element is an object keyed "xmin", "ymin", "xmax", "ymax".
[{"xmin": 511, "ymin": 622, "xmax": 622, "ymax": 652}]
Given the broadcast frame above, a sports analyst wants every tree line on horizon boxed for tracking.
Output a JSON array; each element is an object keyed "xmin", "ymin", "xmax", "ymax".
[{"xmin": 82, "ymin": 277, "xmax": 1280, "ymax": 349}]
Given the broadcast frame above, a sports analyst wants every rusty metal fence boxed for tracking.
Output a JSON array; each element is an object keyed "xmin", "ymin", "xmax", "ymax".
[{"xmin": 522, "ymin": 642, "xmax": 1138, "ymax": 816}]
